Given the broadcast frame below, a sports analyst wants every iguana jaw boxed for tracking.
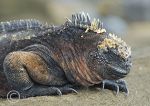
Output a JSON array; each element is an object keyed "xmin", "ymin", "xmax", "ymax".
[
  {"xmin": 87, "ymin": 49, "xmax": 131, "ymax": 80},
  {"xmin": 107, "ymin": 64, "xmax": 130, "ymax": 77}
]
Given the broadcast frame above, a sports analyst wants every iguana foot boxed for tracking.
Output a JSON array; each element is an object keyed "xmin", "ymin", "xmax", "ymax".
[
  {"xmin": 101, "ymin": 79, "xmax": 129, "ymax": 95},
  {"xmin": 17, "ymin": 85, "xmax": 78, "ymax": 98},
  {"xmin": 34, "ymin": 86, "xmax": 78, "ymax": 96}
]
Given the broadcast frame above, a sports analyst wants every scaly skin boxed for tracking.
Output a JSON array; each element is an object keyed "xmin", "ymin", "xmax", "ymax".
[{"xmin": 0, "ymin": 12, "xmax": 132, "ymax": 98}]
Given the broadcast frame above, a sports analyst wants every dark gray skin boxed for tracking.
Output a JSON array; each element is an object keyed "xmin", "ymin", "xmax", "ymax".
[{"xmin": 0, "ymin": 13, "xmax": 132, "ymax": 98}]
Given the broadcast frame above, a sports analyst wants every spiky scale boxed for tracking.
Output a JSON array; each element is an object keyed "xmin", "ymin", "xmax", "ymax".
[
  {"xmin": 72, "ymin": 14, "xmax": 75, "ymax": 25},
  {"xmin": 86, "ymin": 13, "xmax": 91, "ymax": 25}
]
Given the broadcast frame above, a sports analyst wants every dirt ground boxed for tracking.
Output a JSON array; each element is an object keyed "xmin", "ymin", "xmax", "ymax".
[{"xmin": 0, "ymin": 22, "xmax": 150, "ymax": 106}]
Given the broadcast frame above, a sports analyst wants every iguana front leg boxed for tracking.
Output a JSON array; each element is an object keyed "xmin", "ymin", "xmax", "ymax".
[
  {"xmin": 3, "ymin": 51, "xmax": 59, "ymax": 86},
  {"xmin": 3, "ymin": 48, "xmax": 76, "ymax": 98}
]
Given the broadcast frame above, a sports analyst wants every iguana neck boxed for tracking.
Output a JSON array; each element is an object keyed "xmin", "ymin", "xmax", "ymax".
[{"xmin": 48, "ymin": 38, "xmax": 102, "ymax": 86}]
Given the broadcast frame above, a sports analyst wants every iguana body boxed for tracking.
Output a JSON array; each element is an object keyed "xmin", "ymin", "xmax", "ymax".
[{"xmin": 0, "ymin": 13, "xmax": 132, "ymax": 98}]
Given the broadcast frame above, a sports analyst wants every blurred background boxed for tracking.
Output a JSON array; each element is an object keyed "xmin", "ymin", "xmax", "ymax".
[
  {"xmin": 0, "ymin": 0, "xmax": 150, "ymax": 105},
  {"xmin": 0, "ymin": 0, "xmax": 149, "ymax": 30}
]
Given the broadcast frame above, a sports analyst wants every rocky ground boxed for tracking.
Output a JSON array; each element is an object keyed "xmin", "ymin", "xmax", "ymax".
[{"xmin": 0, "ymin": 22, "xmax": 150, "ymax": 106}]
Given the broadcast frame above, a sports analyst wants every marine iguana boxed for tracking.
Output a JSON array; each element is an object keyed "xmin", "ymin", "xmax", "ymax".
[{"xmin": 0, "ymin": 12, "xmax": 132, "ymax": 98}]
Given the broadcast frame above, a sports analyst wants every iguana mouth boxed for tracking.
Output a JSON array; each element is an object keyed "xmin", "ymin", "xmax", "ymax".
[{"xmin": 107, "ymin": 64, "xmax": 128, "ymax": 76}]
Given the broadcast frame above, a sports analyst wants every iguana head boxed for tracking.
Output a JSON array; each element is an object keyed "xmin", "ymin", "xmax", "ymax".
[
  {"xmin": 62, "ymin": 12, "xmax": 132, "ymax": 82},
  {"xmin": 91, "ymin": 33, "xmax": 132, "ymax": 80}
]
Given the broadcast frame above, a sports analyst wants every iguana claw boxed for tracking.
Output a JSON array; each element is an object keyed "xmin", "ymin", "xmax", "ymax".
[
  {"xmin": 101, "ymin": 79, "xmax": 129, "ymax": 95},
  {"xmin": 52, "ymin": 87, "xmax": 62, "ymax": 96},
  {"xmin": 51, "ymin": 86, "xmax": 78, "ymax": 95},
  {"xmin": 59, "ymin": 87, "xmax": 78, "ymax": 94},
  {"xmin": 63, "ymin": 88, "xmax": 78, "ymax": 94}
]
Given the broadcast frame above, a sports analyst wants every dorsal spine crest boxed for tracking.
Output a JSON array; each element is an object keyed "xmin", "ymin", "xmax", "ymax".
[
  {"xmin": 0, "ymin": 19, "xmax": 48, "ymax": 33},
  {"xmin": 67, "ymin": 12, "xmax": 106, "ymax": 34}
]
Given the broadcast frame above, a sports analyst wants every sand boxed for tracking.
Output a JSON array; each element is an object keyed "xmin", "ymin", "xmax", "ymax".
[{"xmin": 0, "ymin": 22, "xmax": 150, "ymax": 106}]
